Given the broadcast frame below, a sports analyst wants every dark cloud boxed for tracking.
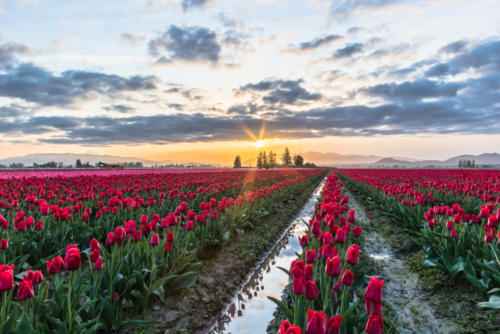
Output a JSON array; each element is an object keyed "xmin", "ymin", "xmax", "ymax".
[
  {"xmin": 422, "ymin": 40, "xmax": 500, "ymax": 77},
  {"xmin": 2, "ymin": 95, "xmax": 495, "ymax": 145},
  {"xmin": 239, "ymin": 79, "xmax": 322, "ymax": 104},
  {"xmin": 103, "ymin": 104, "xmax": 135, "ymax": 113},
  {"xmin": 347, "ymin": 26, "xmax": 365, "ymax": 34},
  {"xmin": 227, "ymin": 103, "xmax": 262, "ymax": 115},
  {"xmin": 363, "ymin": 79, "xmax": 462, "ymax": 100},
  {"xmin": 288, "ymin": 34, "xmax": 343, "ymax": 52},
  {"xmin": 181, "ymin": 0, "xmax": 211, "ymax": 11},
  {"xmin": 0, "ymin": 42, "xmax": 30, "ymax": 68},
  {"xmin": 425, "ymin": 63, "xmax": 450, "ymax": 77},
  {"xmin": 0, "ymin": 63, "xmax": 157, "ymax": 106},
  {"xmin": 168, "ymin": 103, "xmax": 184, "ymax": 111},
  {"xmin": 439, "ymin": 40, "xmax": 467, "ymax": 54},
  {"xmin": 0, "ymin": 104, "xmax": 27, "ymax": 117},
  {"xmin": 149, "ymin": 25, "xmax": 221, "ymax": 64},
  {"xmin": 333, "ymin": 43, "xmax": 363, "ymax": 58}
]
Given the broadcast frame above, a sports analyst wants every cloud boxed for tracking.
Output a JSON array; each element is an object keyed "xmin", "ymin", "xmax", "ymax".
[
  {"xmin": 119, "ymin": 33, "xmax": 145, "ymax": 46},
  {"xmin": 181, "ymin": 0, "xmax": 211, "ymax": 12},
  {"xmin": 423, "ymin": 40, "xmax": 500, "ymax": 77},
  {"xmin": 239, "ymin": 79, "xmax": 322, "ymax": 105},
  {"xmin": 0, "ymin": 42, "xmax": 31, "ymax": 68},
  {"xmin": 333, "ymin": 43, "xmax": 363, "ymax": 58},
  {"xmin": 439, "ymin": 40, "xmax": 467, "ymax": 54},
  {"xmin": 363, "ymin": 79, "xmax": 462, "ymax": 100},
  {"xmin": 425, "ymin": 63, "xmax": 450, "ymax": 77},
  {"xmin": 103, "ymin": 104, "xmax": 135, "ymax": 113},
  {"xmin": 2, "ymin": 95, "xmax": 495, "ymax": 145},
  {"xmin": 286, "ymin": 34, "xmax": 343, "ymax": 53},
  {"xmin": 368, "ymin": 43, "xmax": 410, "ymax": 58},
  {"xmin": 329, "ymin": 0, "xmax": 412, "ymax": 18},
  {"xmin": 149, "ymin": 25, "xmax": 221, "ymax": 64},
  {"xmin": 0, "ymin": 63, "xmax": 157, "ymax": 107}
]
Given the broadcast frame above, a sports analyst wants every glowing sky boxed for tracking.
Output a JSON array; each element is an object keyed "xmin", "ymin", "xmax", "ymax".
[{"xmin": 0, "ymin": 0, "xmax": 499, "ymax": 165}]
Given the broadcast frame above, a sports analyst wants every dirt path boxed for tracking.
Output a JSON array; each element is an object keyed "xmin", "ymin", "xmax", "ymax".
[{"xmin": 344, "ymin": 188, "xmax": 456, "ymax": 334}]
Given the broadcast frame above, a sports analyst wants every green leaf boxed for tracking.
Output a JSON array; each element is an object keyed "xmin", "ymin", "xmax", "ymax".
[
  {"xmin": 478, "ymin": 295, "xmax": 500, "ymax": 309},
  {"xmin": 165, "ymin": 272, "xmax": 198, "ymax": 293},
  {"xmin": 267, "ymin": 296, "xmax": 294, "ymax": 322},
  {"xmin": 16, "ymin": 314, "xmax": 33, "ymax": 334}
]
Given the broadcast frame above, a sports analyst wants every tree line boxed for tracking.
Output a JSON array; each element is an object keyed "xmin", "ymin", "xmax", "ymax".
[{"xmin": 233, "ymin": 147, "xmax": 316, "ymax": 168}]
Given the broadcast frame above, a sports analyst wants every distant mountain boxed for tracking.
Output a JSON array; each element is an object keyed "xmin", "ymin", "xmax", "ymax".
[
  {"xmin": 302, "ymin": 151, "xmax": 383, "ymax": 166},
  {"xmin": 372, "ymin": 153, "xmax": 500, "ymax": 167},
  {"xmin": 0, "ymin": 153, "xmax": 168, "ymax": 167}
]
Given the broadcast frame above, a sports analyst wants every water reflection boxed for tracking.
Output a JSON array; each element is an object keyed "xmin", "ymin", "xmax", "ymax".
[{"xmin": 212, "ymin": 179, "xmax": 325, "ymax": 333}]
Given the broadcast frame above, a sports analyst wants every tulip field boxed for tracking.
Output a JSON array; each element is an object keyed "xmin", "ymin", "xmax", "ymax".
[
  {"xmin": 0, "ymin": 168, "xmax": 326, "ymax": 333},
  {"xmin": 1, "ymin": 167, "xmax": 498, "ymax": 334},
  {"xmin": 337, "ymin": 170, "xmax": 500, "ymax": 315},
  {"xmin": 273, "ymin": 172, "xmax": 384, "ymax": 334}
]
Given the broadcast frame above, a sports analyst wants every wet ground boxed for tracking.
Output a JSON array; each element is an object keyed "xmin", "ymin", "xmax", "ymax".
[
  {"xmin": 212, "ymin": 179, "xmax": 325, "ymax": 333},
  {"xmin": 344, "ymin": 188, "xmax": 456, "ymax": 334}
]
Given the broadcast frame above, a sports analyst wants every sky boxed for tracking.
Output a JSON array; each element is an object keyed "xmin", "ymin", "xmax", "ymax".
[{"xmin": 0, "ymin": 0, "xmax": 499, "ymax": 165}]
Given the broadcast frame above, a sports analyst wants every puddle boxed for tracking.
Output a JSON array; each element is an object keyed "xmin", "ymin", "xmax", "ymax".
[
  {"xmin": 211, "ymin": 178, "xmax": 326, "ymax": 334},
  {"xmin": 344, "ymin": 189, "xmax": 456, "ymax": 334}
]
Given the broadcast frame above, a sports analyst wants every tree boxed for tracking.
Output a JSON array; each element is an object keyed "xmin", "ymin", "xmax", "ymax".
[
  {"xmin": 268, "ymin": 151, "xmax": 277, "ymax": 168},
  {"xmin": 282, "ymin": 147, "xmax": 292, "ymax": 167},
  {"xmin": 76, "ymin": 159, "xmax": 82, "ymax": 168},
  {"xmin": 293, "ymin": 154, "xmax": 304, "ymax": 167},
  {"xmin": 262, "ymin": 151, "xmax": 268, "ymax": 169},
  {"xmin": 257, "ymin": 152, "xmax": 263, "ymax": 169},
  {"xmin": 233, "ymin": 155, "xmax": 242, "ymax": 168}
]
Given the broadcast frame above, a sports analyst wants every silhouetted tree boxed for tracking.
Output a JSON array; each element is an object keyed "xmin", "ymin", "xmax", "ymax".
[
  {"xmin": 233, "ymin": 155, "xmax": 242, "ymax": 168},
  {"xmin": 293, "ymin": 154, "xmax": 304, "ymax": 167},
  {"xmin": 76, "ymin": 159, "xmax": 82, "ymax": 168},
  {"xmin": 257, "ymin": 152, "xmax": 263, "ymax": 169},
  {"xmin": 282, "ymin": 147, "xmax": 292, "ymax": 167}
]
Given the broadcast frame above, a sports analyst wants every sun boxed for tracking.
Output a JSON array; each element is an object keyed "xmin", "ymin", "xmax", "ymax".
[{"xmin": 253, "ymin": 139, "xmax": 266, "ymax": 148}]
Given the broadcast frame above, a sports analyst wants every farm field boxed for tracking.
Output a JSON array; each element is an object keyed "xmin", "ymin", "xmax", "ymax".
[{"xmin": 1, "ymin": 166, "xmax": 499, "ymax": 334}]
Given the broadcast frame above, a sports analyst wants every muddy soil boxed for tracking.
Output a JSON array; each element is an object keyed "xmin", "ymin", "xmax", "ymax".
[
  {"xmin": 149, "ymin": 174, "xmax": 325, "ymax": 334},
  {"xmin": 344, "ymin": 188, "xmax": 456, "ymax": 334}
]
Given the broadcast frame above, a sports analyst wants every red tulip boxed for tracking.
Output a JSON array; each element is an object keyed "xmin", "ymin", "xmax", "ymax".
[
  {"xmin": 279, "ymin": 320, "xmax": 302, "ymax": 334},
  {"xmin": 90, "ymin": 248, "xmax": 101, "ymax": 263},
  {"xmin": 306, "ymin": 309, "xmax": 323, "ymax": 334},
  {"xmin": 23, "ymin": 270, "xmax": 44, "ymax": 285},
  {"xmin": 306, "ymin": 250, "xmax": 316, "ymax": 264},
  {"xmin": 323, "ymin": 314, "xmax": 342, "ymax": 334},
  {"xmin": 341, "ymin": 269, "xmax": 354, "ymax": 286},
  {"xmin": 0, "ymin": 239, "xmax": 8, "ymax": 250},
  {"xmin": 94, "ymin": 257, "xmax": 103, "ymax": 271},
  {"xmin": 90, "ymin": 238, "xmax": 100, "ymax": 251},
  {"xmin": 299, "ymin": 235, "xmax": 308, "ymax": 248},
  {"xmin": 334, "ymin": 229, "xmax": 346, "ymax": 244},
  {"xmin": 353, "ymin": 225, "xmax": 362, "ymax": 237},
  {"xmin": 64, "ymin": 245, "xmax": 81, "ymax": 270},
  {"xmin": 325, "ymin": 256, "xmax": 342, "ymax": 277},
  {"xmin": 293, "ymin": 276, "xmax": 305, "ymax": 295},
  {"xmin": 365, "ymin": 314, "xmax": 384, "ymax": 334},
  {"xmin": 347, "ymin": 210, "xmax": 355, "ymax": 223},
  {"xmin": 150, "ymin": 233, "xmax": 159, "ymax": 246},
  {"xmin": 0, "ymin": 264, "xmax": 14, "ymax": 291},
  {"xmin": 304, "ymin": 280, "xmax": 319, "ymax": 300},
  {"xmin": 305, "ymin": 264, "xmax": 313, "ymax": 281},
  {"xmin": 365, "ymin": 277, "xmax": 384, "ymax": 314},
  {"xmin": 345, "ymin": 244, "xmax": 360, "ymax": 265},
  {"xmin": 17, "ymin": 279, "xmax": 34, "ymax": 300},
  {"xmin": 106, "ymin": 232, "xmax": 114, "ymax": 245}
]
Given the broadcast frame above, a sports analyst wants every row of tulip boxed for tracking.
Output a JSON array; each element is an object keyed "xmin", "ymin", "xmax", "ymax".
[
  {"xmin": 0, "ymin": 169, "xmax": 325, "ymax": 332},
  {"xmin": 338, "ymin": 169, "xmax": 500, "ymax": 310},
  {"xmin": 273, "ymin": 172, "xmax": 385, "ymax": 334}
]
